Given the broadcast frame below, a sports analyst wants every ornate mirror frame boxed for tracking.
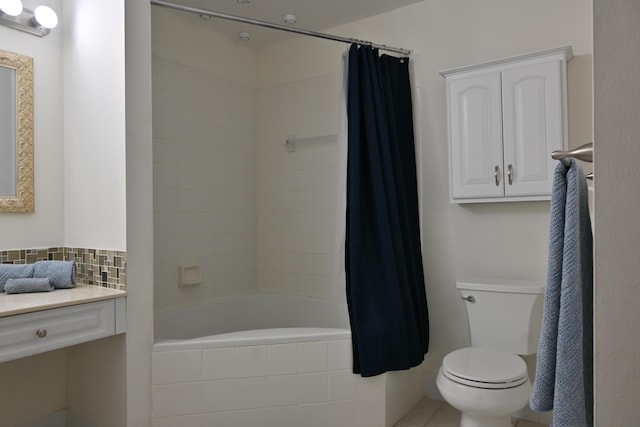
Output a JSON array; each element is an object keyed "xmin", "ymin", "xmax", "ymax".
[{"xmin": 0, "ymin": 49, "xmax": 34, "ymax": 213}]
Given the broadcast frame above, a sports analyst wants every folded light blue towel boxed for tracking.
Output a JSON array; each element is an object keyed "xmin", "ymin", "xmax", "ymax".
[
  {"xmin": 4, "ymin": 278, "xmax": 54, "ymax": 294},
  {"xmin": 34, "ymin": 261, "xmax": 77, "ymax": 289},
  {"xmin": 0, "ymin": 264, "xmax": 35, "ymax": 293}
]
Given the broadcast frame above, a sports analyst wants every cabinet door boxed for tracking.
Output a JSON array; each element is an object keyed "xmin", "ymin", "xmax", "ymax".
[
  {"xmin": 448, "ymin": 72, "xmax": 504, "ymax": 199},
  {"xmin": 501, "ymin": 60, "xmax": 564, "ymax": 197}
]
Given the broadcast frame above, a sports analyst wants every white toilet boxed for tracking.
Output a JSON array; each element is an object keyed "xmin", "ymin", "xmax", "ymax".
[{"xmin": 436, "ymin": 280, "xmax": 545, "ymax": 427}]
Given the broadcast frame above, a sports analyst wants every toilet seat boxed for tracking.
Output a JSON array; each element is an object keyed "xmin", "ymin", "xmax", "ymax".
[{"xmin": 442, "ymin": 347, "xmax": 528, "ymax": 390}]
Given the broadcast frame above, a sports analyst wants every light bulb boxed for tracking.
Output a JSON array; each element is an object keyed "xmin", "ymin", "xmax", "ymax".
[
  {"xmin": 0, "ymin": 0, "xmax": 23, "ymax": 17},
  {"xmin": 33, "ymin": 5, "xmax": 58, "ymax": 29}
]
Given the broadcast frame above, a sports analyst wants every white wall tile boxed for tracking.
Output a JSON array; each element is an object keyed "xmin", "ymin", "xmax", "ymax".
[
  {"xmin": 266, "ymin": 375, "xmax": 298, "ymax": 407},
  {"xmin": 299, "ymin": 403, "xmax": 329, "ymax": 427},
  {"xmin": 202, "ymin": 348, "xmax": 235, "ymax": 380},
  {"xmin": 298, "ymin": 341, "xmax": 328, "ymax": 373},
  {"xmin": 178, "ymin": 165, "xmax": 200, "ymax": 190},
  {"xmin": 328, "ymin": 371, "xmax": 357, "ymax": 401},
  {"xmin": 152, "ymin": 352, "xmax": 168, "ymax": 385},
  {"xmin": 155, "ymin": 163, "xmax": 179, "ymax": 189},
  {"xmin": 201, "ymin": 411, "xmax": 235, "ymax": 427},
  {"xmin": 235, "ymin": 409, "xmax": 267, "ymax": 427},
  {"xmin": 166, "ymin": 350, "xmax": 202, "ymax": 384},
  {"xmin": 357, "ymin": 398, "xmax": 385, "ymax": 427},
  {"xmin": 357, "ymin": 375, "xmax": 386, "ymax": 399},
  {"xmin": 49, "ymin": 410, "xmax": 67, "ymax": 427},
  {"xmin": 329, "ymin": 400, "xmax": 358, "ymax": 427},
  {"xmin": 235, "ymin": 345, "xmax": 267, "ymax": 378},
  {"xmin": 155, "ymin": 188, "xmax": 179, "ymax": 213},
  {"xmin": 152, "ymin": 385, "xmax": 169, "ymax": 418},
  {"xmin": 166, "ymin": 382, "xmax": 202, "ymax": 416},
  {"xmin": 178, "ymin": 189, "xmax": 198, "ymax": 212},
  {"xmin": 177, "ymin": 212, "xmax": 200, "ymax": 236},
  {"xmin": 328, "ymin": 340, "xmax": 352, "ymax": 371},
  {"xmin": 153, "ymin": 54, "xmax": 258, "ymax": 312},
  {"xmin": 266, "ymin": 406, "xmax": 298, "ymax": 427},
  {"xmin": 267, "ymin": 344, "xmax": 298, "ymax": 375},
  {"xmin": 235, "ymin": 377, "xmax": 266, "ymax": 409},
  {"xmin": 202, "ymin": 380, "xmax": 235, "ymax": 412},
  {"xmin": 298, "ymin": 373, "xmax": 328, "ymax": 404},
  {"xmin": 153, "ymin": 414, "xmax": 202, "ymax": 427}
]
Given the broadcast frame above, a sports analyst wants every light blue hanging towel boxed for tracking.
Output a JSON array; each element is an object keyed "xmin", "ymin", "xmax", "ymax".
[{"xmin": 530, "ymin": 159, "xmax": 593, "ymax": 426}]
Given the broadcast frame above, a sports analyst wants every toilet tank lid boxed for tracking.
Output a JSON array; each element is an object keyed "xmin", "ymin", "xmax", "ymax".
[{"xmin": 456, "ymin": 279, "xmax": 545, "ymax": 294}]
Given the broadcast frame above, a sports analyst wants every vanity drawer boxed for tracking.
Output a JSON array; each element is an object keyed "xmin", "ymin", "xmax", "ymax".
[{"xmin": 0, "ymin": 300, "xmax": 117, "ymax": 363}]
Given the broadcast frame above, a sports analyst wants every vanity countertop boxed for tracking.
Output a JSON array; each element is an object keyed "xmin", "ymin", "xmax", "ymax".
[{"xmin": 0, "ymin": 285, "xmax": 126, "ymax": 318}]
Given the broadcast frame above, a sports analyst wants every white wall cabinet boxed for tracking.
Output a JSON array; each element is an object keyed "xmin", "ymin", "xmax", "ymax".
[{"xmin": 441, "ymin": 46, "xmax": 573, "ymax": 203}]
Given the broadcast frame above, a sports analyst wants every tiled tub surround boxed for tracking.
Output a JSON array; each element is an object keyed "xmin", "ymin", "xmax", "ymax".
[
  {"xmin": 153, "ymin": 294, "xmax": 423, "ymax": 427},
  {"xmin": 0, "ymin": 247, "xmax": 126, "ymax": 290},
  {"xmin": 153, "ymin": 329, "xmax": 423, "ymax": 427}
]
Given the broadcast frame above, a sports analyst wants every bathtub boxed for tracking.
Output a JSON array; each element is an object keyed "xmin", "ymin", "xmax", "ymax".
[{"xmin": 152, "ymin": 294, "xmax": 423, "ymax": 427}]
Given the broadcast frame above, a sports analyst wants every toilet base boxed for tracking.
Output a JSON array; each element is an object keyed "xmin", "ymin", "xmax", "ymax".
[
  {"xmin": 436, "ymin": 364, "xmax": 531, "ymax": 427},
  {"xmin": 460, "ymin": 414, "xmax": 512, "ymax": 427}
]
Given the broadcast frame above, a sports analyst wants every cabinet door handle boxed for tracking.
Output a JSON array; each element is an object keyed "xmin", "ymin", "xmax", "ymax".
[
  {"xmin": 507, "ymin": 164, "xmax": 513, "ymax": 185},
  {"xmin": 35, "ymin": 329, "xmax": 47, "ymax": 338},
  {"xmin": 494, "ymin": 165, "xmax": 500, "ymax": 186}
]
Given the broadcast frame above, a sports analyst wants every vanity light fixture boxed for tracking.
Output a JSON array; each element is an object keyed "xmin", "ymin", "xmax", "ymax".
[
  {"xmin": 0, "ymin": 0, "xmax": 23, "ymax": 16},
  {"xmin": 0, "ymin": 1, "xmax": 58, "ymax": 37}
]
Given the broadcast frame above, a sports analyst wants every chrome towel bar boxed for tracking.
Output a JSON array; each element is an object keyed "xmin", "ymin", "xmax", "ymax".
[
  {"xmin": 551, "ymin": 142, "xmax": 593, "ymax": 163},
  {"xmin": 552, "ymin": 142, "xmax": 593, "ymax": 180}
]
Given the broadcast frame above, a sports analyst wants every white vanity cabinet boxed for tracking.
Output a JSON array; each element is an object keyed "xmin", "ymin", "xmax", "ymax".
[
  {"xmin": 441, "ymin": 46, "xmax": 573, "ymax": 203},
  {"xmin": 0, "ymin": 287, "xmax": 126, "ymax": 363}
]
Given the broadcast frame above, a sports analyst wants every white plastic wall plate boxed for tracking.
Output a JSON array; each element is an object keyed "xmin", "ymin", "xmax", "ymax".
[{"xmin": 178, "ymin": 263, "xmax": 202, "ymax": 287}]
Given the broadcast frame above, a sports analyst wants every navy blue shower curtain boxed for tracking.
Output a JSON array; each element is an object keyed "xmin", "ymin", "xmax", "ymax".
[{"xmin": 346, "ymin": 44, "xmax": 429, "ymax": 377}]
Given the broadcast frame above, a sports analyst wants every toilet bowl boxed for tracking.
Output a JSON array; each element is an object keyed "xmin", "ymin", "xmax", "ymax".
[
  {"xmin": 436, "ymin": 347, "xmax": 531, "ymax": 427},
  {"xmin": 436, "ymin": 280, "xmax": 545, "ymax": 427}
]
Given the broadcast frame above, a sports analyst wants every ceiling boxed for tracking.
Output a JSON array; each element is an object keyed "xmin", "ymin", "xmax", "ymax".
[{"xmin": 159, "ymin": 0, "xmax": 424, "ymax": 49}]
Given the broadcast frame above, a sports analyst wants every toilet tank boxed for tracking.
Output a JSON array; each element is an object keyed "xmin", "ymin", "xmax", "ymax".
[{"xmin": 457, "ymin": 279, "xmax": 545, "ymax": 355}]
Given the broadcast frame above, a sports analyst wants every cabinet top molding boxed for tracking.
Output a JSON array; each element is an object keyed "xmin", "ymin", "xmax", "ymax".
[{"xmin": 439, "ymin": 45, "xmax": 573, "ymax": 78}]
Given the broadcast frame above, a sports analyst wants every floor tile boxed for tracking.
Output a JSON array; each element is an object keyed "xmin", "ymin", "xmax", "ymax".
[
  {"xmin": 425, "ymin": 403, "xmax": 460, "ymax": 427},
  {"xmin": 516, "ymin": 420, "xmax": 548, "ymax": 427},
  {"xmin": 393, "ymin": 398, "xmax": 549, "ymax": 427},
  {"xmin": 398, "ymin": 398, "xmax": 444, "ymax": 426}
]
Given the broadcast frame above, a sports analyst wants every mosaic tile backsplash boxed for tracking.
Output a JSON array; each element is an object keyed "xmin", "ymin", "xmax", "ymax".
[{"xmin": 0, "ymin": 247, "xmax": 126, "ymax": 290}]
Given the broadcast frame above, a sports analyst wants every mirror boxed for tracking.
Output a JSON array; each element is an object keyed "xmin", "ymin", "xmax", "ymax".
[{"xmin": 0, "ymin": 49, "xmax": 33, "ymax": 213}]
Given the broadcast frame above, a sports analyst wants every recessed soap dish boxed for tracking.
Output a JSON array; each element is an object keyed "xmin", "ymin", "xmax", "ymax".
[{"xmin": 178, "ymin": 264, "xmax": 202, "ymax": 287}]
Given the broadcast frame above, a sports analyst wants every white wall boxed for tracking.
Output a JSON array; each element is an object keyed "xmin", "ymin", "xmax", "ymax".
[
  {"xmin": 152, "ymin": 7, "xmax": 258, "ymax": 313},
  {"xmin": 0, "ymin": 350, "xmax": 67, "ymax": 425},
  {"xmin": 124, "ymin": 0, "xmax": 154, "ymax": 424},
  {"xmin": 67, "ymin": 336, "xmax": 126, "ymax": 427},
  {"xmin": 0, "ymin": 0, "xmax": 128, "ymax": 425},
  {"xmin": 255, "ymin": 1, "xmax": 592, "ymax": 406},
  {"xmin": 63, "ymin": 0, "xmax": 126, "ymax": 250},
  {"xmin": 0, "ymin": 0, "xmax": 64, "ymax": 250},
  {"xmin": 593, "ymin": 0, "xmax": 640, "ymax": 423},
  {"xmin": 0, "ymin": 1, "xmax": 66, "ymax": 424},
  {"xmin": 145, "ymin": 1, "xmax": 591, "ymax": 424}
]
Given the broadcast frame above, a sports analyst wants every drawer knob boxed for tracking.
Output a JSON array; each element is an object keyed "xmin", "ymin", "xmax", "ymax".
[{"xmin": 35, "ymin": 329, "xmax": 48, "ymax": 338}]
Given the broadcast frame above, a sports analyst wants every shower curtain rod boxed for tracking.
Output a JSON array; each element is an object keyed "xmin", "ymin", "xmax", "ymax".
[{"xmin": 150, "ymin": 0, "xmax": 412, "ymax": 56}]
